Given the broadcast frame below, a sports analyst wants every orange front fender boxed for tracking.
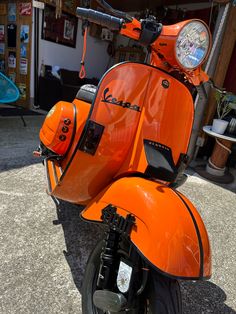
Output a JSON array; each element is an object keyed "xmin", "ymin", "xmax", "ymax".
[{"xmin": 82, "ymin": 177, "xmax": 211, "ymax": 280}]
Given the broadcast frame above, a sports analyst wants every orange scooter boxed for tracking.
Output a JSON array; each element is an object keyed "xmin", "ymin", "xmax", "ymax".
[{"xmin": 37, "ymin": 1, "xmax": 212, "ymax": 312}]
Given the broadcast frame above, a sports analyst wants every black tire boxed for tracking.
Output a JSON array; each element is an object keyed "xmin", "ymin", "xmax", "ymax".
[
  {"xmin": 148, "ymin": 270, "xmax": 182, "ymax": 314},
  {"xmin": 82, "ymin": 241, "xmax": 182, "ymax": 314}
]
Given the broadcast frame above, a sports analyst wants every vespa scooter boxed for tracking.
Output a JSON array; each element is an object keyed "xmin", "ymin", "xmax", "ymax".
[{"xmin": 36, "ymin": 1, "xmax": 212, "ymax": 312}]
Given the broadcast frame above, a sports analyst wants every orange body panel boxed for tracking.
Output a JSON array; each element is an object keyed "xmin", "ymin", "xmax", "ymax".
[
  {"xmin": 116, "ymin": 66, "xmax": 194, "ymax": 176},
  {"xmin": 46, "ymin": 63, "xmax": 194, "ymax": 204},
  {"xmin": 50, "ymin": 63, "xmax": 150, "ymax": 203},
  {"xmin": 61, "ymin": 98, "xmax": 91, "ymax": 163},
  {"xmin": 40, "ymin": 101, "xmax": 76, "ymax": 155},
  {"xmin": 120, "ymin": 18, "xmax": 141, "ymax": 41},
  {"xmin": 44, "ymin": 99, "xmax": 91, "ymax": 194},
  {"xmin": 39, "ymin": 12, "xmax": 213, "ymax": 284},
  {"xmin": 150, "ymin": 20, "xmax": 211, "ymax": 85},
  {"xmin": 120, "ymin": 19, "xmax": 210, "ymax": 85},
  {"xmin": 151, "ymin": 20, "xmax": 190, "ymax": 69},
  {"xmin": 82, "ymin": 177, "xmax": 211, "ymax": 279}
]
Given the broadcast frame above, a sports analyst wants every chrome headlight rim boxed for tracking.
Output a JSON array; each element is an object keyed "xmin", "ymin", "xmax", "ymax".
[{"xmin": 175, "ymin": 19, "xmax": 211, "ymax": 70}]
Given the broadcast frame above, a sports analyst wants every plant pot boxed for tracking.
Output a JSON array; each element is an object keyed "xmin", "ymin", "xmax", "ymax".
[{"xmin": 212, "ymin": 119, "xmax": 229, "ymax": 134}]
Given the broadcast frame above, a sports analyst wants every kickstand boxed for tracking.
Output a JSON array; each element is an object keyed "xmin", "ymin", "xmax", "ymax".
[{"xmin": 20, "ymin": 114, "xmax": 27, "ymax": 127}]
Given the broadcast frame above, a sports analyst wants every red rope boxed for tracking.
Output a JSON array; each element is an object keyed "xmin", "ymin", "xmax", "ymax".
[{"xmin": 79, "ymin": 27, "xmax": 88, "ymax": 79}]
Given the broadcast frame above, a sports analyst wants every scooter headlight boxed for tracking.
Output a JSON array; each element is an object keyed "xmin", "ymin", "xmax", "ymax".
[{"xmin": 176, "ymin": 20, "xmax": 210, "ymax": 70}]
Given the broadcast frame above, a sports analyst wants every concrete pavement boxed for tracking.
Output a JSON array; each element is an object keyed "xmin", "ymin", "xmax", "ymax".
[{"xmin": 0, "ymin": 114, "xmax": 235, "ymax": 313}]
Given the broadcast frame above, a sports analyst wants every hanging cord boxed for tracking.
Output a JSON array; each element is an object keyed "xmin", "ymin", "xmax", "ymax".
[
  {"xmin": 208, "ymin": 139, "xmax": 232, "ymax": 171},
  {"xmin": 79, "ymin": 22, "xmax": 89, "ymax": 79},
  {"xmin": 208, "ymin": 158, "xmax": 225, "ymax": 170},
  {"xmin": 215, "ymin": 138, "xmax": 232, "ymax": 154}
]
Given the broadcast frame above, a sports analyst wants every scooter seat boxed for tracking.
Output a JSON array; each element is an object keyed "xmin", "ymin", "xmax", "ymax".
[{"xmin": 76, "ymin": 84, "xmax": 97, "ymax": 104}]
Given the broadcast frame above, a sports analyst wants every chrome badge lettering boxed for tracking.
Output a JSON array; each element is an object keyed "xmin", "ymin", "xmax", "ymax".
[{"xmin": 102, "ymin": 88, "xmax": 141, "ymax": 112}]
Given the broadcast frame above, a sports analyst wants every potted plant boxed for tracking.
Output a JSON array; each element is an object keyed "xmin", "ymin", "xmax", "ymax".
[{"xmin": 212, "ymin": 90, "xmax": 236, "ymax": 134}]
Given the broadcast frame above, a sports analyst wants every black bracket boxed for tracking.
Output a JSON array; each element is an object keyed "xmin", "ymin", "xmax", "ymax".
[
  {"xmin": 139, "ymin": 18, "xmax": 162, "ymax": 46},
  {"xmin": 101, "ymin": 205, "xmax": 135, "ymax": 237},
  {"xmin": 97, "ymin": 205, "xmax": 135, "ymax": 290},
  {"xmin": 78, "ymin": 120, "xmax": 104, "ymax": 156}
]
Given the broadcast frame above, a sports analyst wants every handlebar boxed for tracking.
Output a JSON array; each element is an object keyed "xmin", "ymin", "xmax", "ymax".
[
  {"xmin": 76, "ymin": 7, "xmax": 124, "ymax": 31},
  {"xmin": 76, "ymin": 7, "xmax": 160, "ymax": 44},
  {"xmin": 93, "ymin": 0, "xmax": 133, "ymax": 22}
]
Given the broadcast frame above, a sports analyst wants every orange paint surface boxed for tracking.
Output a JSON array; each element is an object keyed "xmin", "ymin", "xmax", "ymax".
[
  {"xmin": 43, "ymin": 63, "xmax": 194, "ymax": 204},
  {"xmin": 40, "ymin": 101, "xmax": 75, "ymax": 156},
  {"xmin": 39, "ymin": 18, "xmax": 212, "ymax": 279},
  {"xmin": 82, "ymin": 177, "xmax": 211, "ymax": 279},
  {"xmin": 121, "ymin": 19, "xmax": 211, "ymax": 85}
]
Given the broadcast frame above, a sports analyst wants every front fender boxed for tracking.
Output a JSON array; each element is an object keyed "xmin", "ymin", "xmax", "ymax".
[{"xmin": 82, "ymin": 177, "xmax": 211, "ymax": 280}]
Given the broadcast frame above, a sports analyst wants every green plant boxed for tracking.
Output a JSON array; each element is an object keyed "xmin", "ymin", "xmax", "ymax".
[{"xmin": 215, "ymin": 90, "xmax": 236, "ymax": 119}]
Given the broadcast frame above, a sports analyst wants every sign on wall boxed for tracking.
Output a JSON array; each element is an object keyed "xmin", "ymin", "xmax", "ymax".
[{"xmin": 42, "ymin": 5, "xmax": 78, "ymax": 48}]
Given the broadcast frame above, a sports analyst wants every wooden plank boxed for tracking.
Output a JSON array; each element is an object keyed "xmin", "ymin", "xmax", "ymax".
[
  {"xmin": 201, "ymin": 5, "xmax": 236, "ymax": 135},
  {"xmin": 108, "ymin": 0, "xmax": 210, "ymax": 11},
  {"xmin": 43, "ymin": 0, "xmax": 79, "ymax": 16}
]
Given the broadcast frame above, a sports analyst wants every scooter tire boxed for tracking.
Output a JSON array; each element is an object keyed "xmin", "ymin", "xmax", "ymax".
[
  {"xmin": 147, "ymin": 270, "xmax": 182, "ymax": 314},
  {"xmin": 82, "ymin": 240, "xmax": 182, "ymax": 314}
]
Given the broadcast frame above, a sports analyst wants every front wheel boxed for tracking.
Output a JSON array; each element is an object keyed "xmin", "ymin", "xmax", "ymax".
[{"xmin": 82, "ymin": 240, "xmax": 182, "ymax": 314}]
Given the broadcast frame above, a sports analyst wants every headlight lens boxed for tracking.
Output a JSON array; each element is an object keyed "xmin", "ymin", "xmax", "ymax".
[{"xmin": 176, "ymin": 21, "xmax": 210, "ymax": 69}]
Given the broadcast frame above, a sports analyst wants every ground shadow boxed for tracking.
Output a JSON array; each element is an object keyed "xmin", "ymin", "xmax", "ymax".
[
  {"xmin": 54, "ymin": 199, "xmax": 235, "ymax": 313},
  {"xmin": 187, "ymin": 163, "xmax": 236, "ymax": 194},
  {"xmin": 181, "ymin": 281, "xmax": 236, "ymax": 314},
  {"xmin": 0, "ymin": 157, "xmax": 42, "ymax": 173},
  {"xmin": 54, "ymin": 199, "xmax": 105, "ymax": 291},
  {"xmin": 0, "ymin": 115, "xmax": 44, "ymax": 172}
]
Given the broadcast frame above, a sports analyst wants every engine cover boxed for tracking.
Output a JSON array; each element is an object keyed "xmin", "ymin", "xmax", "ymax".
[{"xmin": 40, "ymin": 101, "xmax": 75, "ymax": 156}]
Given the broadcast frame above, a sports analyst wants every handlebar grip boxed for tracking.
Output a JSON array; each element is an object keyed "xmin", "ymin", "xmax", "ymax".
[{"xmin": 76, "ymin": 7, "xmax": 124, "ymax": 31}]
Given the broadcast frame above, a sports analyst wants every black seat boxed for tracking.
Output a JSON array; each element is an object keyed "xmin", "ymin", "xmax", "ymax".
[{"xmin": 76, "ymin": 84, "xmax": 97, "ymax": 104}]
